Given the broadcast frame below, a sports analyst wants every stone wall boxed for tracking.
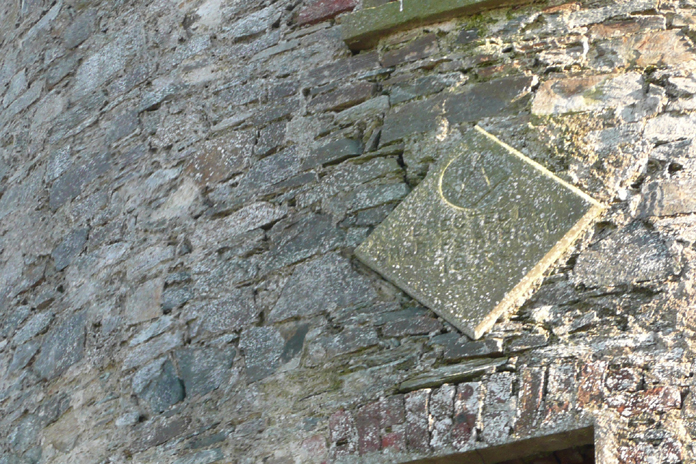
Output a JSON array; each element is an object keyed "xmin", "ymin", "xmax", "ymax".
[{"xmin": 2, "ymin": 0, "xmax": 696, "ymax": 463}]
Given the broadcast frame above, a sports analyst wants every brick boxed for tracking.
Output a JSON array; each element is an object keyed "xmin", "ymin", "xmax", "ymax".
[
  {"xmin": 452, "ymin": 382, "xmax": 481, "ymax": 450},
  {"xmin": 329, "ymin": 410, "xmax": 358, "ymax": 457},
  {"xmin": 355, "ymin": 402, "xmax": 381, "ymax": 454},
  {"xmin": 515, "ymin": 367, "xmax": 545, "ymax": 436},
  {"xmin": 482, "ymin": 373, "xmax": 515, "ymax": 443},
  {"xmin": 380, "ymin": 395, "xmax": 405, "ymax": 428},
  {"xmin": 308, "ymin": 81, "xmax": 376, "ymax": 113},
  {"xmin": 544, "ymin": 362, "xmax": 576, "ymax": 418},
  {"xmin": 297, "ymin": 0, "xmax": 357, "ymax": 26},
  {"xmin": 429, "ymin": 384, "xmax": 455, "ymax": 448},
  {"xmin": 382, "ymin": 34, "xmax": 439, "ymax": 68},
  {"xmin": 577, "ymin": 361, "xmax": 607, "ymax": 408},
  {"xmin": 443, "ymin": 338, "xmax": 503, "ymax": 361},
  {"xmin": 405, "ymin": 389, "xmax": 430, "ymax": 452},
  {"xmin": 381, "ymin": 430, "xmax": 405, "ymax": 451}
]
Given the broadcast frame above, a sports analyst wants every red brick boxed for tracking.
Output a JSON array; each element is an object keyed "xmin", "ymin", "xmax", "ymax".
[
  {"xmin": 381, "ymin": 429, "xmax": 405, "ymax": 451},
  {"xmin": 380, "ymin": 395, "xmax": 405, "ymax": 429},
  {"xmin": 355, "ymin": 402, "xmax": 381, "ymax": 454},
  {"xmin": 329, "ymin": 410, "xmax": 357, "ymax": 457},
  {"xmin": 577, "ymin": 361, "xmax": 607, "ymax": 408},
  {"xmin": 452, "ymin": 382, "xmax": 481, "ymax": 450},
  {"xmin": 404, "ymin": 389, "xmax": 430, "ymax": 452},
  {"xmin": 296, "ymin": 0, "xmax": 357, "ymax": 26},
  {"xmin": 301, "ymin": 435, "xmax": 328, "ymax": 461},
  {"xmin": 515, "ymin": 367, "xmax": 545, "ymax": 436}
]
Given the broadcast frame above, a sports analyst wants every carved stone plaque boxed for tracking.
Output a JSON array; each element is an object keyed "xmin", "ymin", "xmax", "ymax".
[{"xmin": 356, "ymin": 126, "xmax": 603, "ymax": 339}]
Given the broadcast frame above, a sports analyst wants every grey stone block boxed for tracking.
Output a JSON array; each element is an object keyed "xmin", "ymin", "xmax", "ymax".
[
  {"xmin": 141, "ymin": 360, "xmax": 185, "ymax": 413},
  {"xmin": 13, "ymin": 311, "xmax": 54, "ymax": 346},
  {"xmin": 33, "ymin": 312, "xmax": 86, "ymax": 380},
  {"xmin": 302, "ymin": 138, "xmax": 363, "ymax": 170},
  {"xmin": 239, "ymin": 326, "xmax": 285, "ymax": 382},
  {"xmin": 172, "ymin": 449, "xmax": 224, "ymax": 464},
  {"xmin": 175, "ymin": 346, "xmax": 236, "ymax": 397},
  {"xmin": 269, "ymin": 253, "xmax": 376, "ymax": 323},
  {"xmin": 52, "ymin": 227, "xmax": 89, "ymax": 271},
  {"xmin": 198, "ymin": 288, "xmax": 259, "ymax": 335},
  {"xmin": 63, "ymin": 9, "xmax": 96, "ymax": 49}
]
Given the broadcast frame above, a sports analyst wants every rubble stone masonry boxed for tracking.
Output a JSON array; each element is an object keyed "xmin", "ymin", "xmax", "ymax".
[{"xmin": 2, "ymin": 0, "xmax": 696, "ymax": 462}]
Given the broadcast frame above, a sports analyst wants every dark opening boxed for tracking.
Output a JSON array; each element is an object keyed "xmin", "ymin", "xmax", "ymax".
[{"xmin": 407, "ymin": 426, "xmax": 594, "ymax": 464}]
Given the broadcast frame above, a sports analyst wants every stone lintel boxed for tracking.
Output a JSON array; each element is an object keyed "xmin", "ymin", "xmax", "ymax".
[{"xmin": 341, "ymin": 0, "xmax": 532, "ymax": 50}]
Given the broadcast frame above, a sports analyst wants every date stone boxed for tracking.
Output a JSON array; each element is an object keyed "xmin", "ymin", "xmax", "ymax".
[{"xmin": 356, "ymin": 127, "xmax": 602, "ymax": 339}]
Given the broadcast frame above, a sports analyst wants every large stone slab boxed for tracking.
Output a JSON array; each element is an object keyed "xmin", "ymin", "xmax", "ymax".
[
  {"xmin": 342, "ymin": 0, "xmax": 532, "ymax": 50},
  {"xmin": 356, "ymin": 127, "xmax": 603, "ymax": 339}
]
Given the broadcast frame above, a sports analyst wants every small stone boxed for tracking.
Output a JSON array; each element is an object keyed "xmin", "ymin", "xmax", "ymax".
[
  {"xmin": 329, "ymin": 410, "xmax": 358, "ymax": 457},
  {"xmin": 107, "ymin": 110, "xmax": 140, "ymax": 146},
  {"xmin": 308, "ymin": 81, "xmax": 376, "ymax": 113},
  {"xmin": 452, "ymin": 382, "xmax": 481, "ymax": 450},
  {"xmin": 302, "ymin": 138, "xmax": 363, "ymax": 170},
  {"xmin": 255, "ymin": 121, "xmax": 286, "ymax": 157},
  {"xmin": 317, "ymin": 327, "xmax": 379, "ymax": 357},
  {"xmin": 574, "ymin": 225, "xmax": 675, "ymax": 287},
  {"xmin": 297, "ymin": 0, "xmax": 357, "ymax": 26},
  {"xmin": 175, "ymin": 346, "xmax": 236, "ymax": 397},
  {"xmin": 429, "ymin": 384, "xmax": 455, "ymax": 449},
  {"xmin": 9, "ymin": 340, "xmax": 40, "ymax": 373},
  {"xmin": 130, "ymin": 316, "xmax": 175, "ymax": 347},
  {"xmin": 239, "ymin": 326, "xmax": 285, "ymax": 382},
  {"xmin": 47, "ymin": 52, "xmax": 80, "ymax": 87},
  {"xmin": 198, "ymin": 288, "xmax": 259, "ymax": 335},
  {"xmin": 355, "ymin": 402, "xmax": 381, "ymax": 454},
  {"xmin": 381, "ymin": 316, "xmax": 442, "ymax": 337},
  {"xmin": 224, "ymin": 5, "xmax": 280, "ymax": 41},
  {"xmin": 335, "ymin": 95, "xmax": 390, "ymax": 126},
  {"xmin": 172, "ymin": 449, "xmax": 224, "ymax": 464},
  {"xmin": 63, "ymin": 9, "xmax": 96, "ymax": 49},
  {"xmin": 186, "ymin": 131, "xmax": 254, "ymax": 186},
  {"xmin": 141, "ymin": 360, "xmax": 185, "ymax": 413},
  {"xmin": 13, "ymin": 311, "xmax": 54, "ymax": 346},
  {"xmin": 33, "ymin": 312, "xmax": 86, "ymax": 380},
  {"xmin": 269, "ymin": 253, "xmax": 375, "ymax": 323},
  {"xmin": 52, "ymin": 227, "xmax": 89, "ymax": 271},
  {"xmin": 49, "ymin": 152, "xmax": 111, "ymax": 211},
  {"xmin": 644, "ymin": 114, "xmax": 696, "ymax": 143},
  {"xmin": 382, "ymin": 34, "xmax": 439, "ymax": 68},
  {"xmin": 306, "ymin": 51, "xmax": 379, "ymax": 87},
  {"xmin": 123, "ymin": 332, "xmax": 183, "ymax": 371},
  {"xmin": 443, "ymin": 338, "xmax": 503, "ymax": 361},
  {"xmin": 481, "ymin": 372, "xmax": 515, "ymax": 444},
  {"xmin": 388, "ymin": 74, "xmax": 462, "ymax": 105},
  {"xmin": 125, "ymin": 279, "xmax": 164, "ymax": 325},
  {"xmin": 131, "ymin": 416, "xmax": 190, "ymax": 453},
  {"xmin": 515, "ymin": 367, "xmax": 545, "ymax": 436},
  {"xmin": 236, "ymin": 146, "xmax": 301, "ymax": 195},
  {"xmin": 2, "ymin": 69, "xmax": 27, "ymax": 108}
]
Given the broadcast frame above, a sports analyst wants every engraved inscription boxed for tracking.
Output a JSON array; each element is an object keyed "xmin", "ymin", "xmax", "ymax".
[{"xmin": 355, "ymin": 126, "xmax": 603, "ymax": 340}]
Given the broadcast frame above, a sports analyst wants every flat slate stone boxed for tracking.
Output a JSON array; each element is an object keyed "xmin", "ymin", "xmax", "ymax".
[{"xmin": 356, "ymin": 127, "xmax": 603, "ymax": 339}]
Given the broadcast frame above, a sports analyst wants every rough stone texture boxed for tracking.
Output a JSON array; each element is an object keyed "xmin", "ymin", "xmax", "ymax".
[{"xmin": 2, "ymin": 1, "xmax": 696, "ymax": 463}]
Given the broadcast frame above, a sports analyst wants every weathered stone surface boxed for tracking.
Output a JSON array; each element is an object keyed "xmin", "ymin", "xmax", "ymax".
[
  {"xmin": 172, "ymin": 449, "xmax": 224, "ymax": 464},
  {"xmin": 315, "ymin": 326, "xmax": 379, "ymax": 358},
  {"xmin": 381, "ymin": 75, "xmax": 535, "ymax": 145},
  {"xmin": 175, "ymin": 346, "xmax": 236, "ymax": 397},
  {"xmin": 196, "ymin": 288, "xmax": 259, "ymax": 335},
  {"xmin": 297, "ymin": 0, "xmax": 357, "ymax": 26},
  {"xmin": 306, "ymin": 51, "xmax": 380, "ymax": 87},
  {"xmin": 481, "ymin": 373, "xmax": 515, "ymax": 444},
  {"xmin": 186, "ymin": 131, "xmax": 254, "ymax": 186},
  {"xmin": 13, "ymin": 311, "xmax": 54, "ymax": 346},
  {"xmin": 341, "ymin": 0, "xmax": 530, "ymax": 50},
  {"xmin": 452, "ymin": 382, "xmax": 481, "ymax": 449},
  {"xmin": 49, "ymin": 152, "xmax": 111, "ymax": 211},
  {"xmin": 125, "ymin": 279, "xmax": 164, "ymax": 325},
  {"xmin": 309, "ymin": 82, "xmax": 376, "ymax": 113},
  {"xmin": 382, "ymin": 34, "xmax": 439, "ymax": 68},
  {"xmin": 574, "ymin": 226, "xmax": 675, "ymax": 287},
  {"xmin": 9, "ymin": 340, "xmax": 40, "ymax": 373},
  {"xmin": 52, "ymin": 227, "xmax": 89, "ymax": 271},
  {"xmin": 358, "ymin": 127, "xmax": 602, "ymax": 339},
  {"xmin": 302, "ymin": 138, "xmax": 363, "ymax": 169},
  {"xmin": 132, "ymin": 416, "xmax": 190, "ymax": 453},
  {"xmin": 269, "ymin": 253, "xmax": 375, "ymax": 323},
  {"xmin": 644, "ymin": 114, "xmax": 696, "ymax": 143},
  {"xmin": 405, "ymin": 389, "xmax": 430, "ymax": 451},
  {"xmin": 515, "ymin": 367, "xmax": 545, "ymax": 436},
  {"xmin": 443, "ymin": 338, "xmax": 503, "ymax": 361},
  {"xmin": 255, "ymin": 121, "xmax": 286, "ymax": 157},
  {"xmin": 532, "ymin": 73, "xmax": 643, "ymax": 116},
  {"xmin": 355, "ymin": 402, "xmax": 381, "ymax": 454},
  {"xmin": 33, "ymin": 312, "xmax": 86, "ymax": 380},
  {"xmin": 123, "ymin": 332, "xmax": 183, "ymax": 370},
  {"xmin": 2, "ymin": 69, "xmax": 27, "ymax": 108},
  {"xmin": 63, "ymin": 9, "xmax": 96, "ymax": 49},
  {"xmin": 430, "ymin": 384, "xmax": 455, "ymax": 449},
  {"xmin": 388, "ymin": 73, "xmax": 463, "ymax": 105},
  {"xmin": 381, "ymin": 315, "xmax": 443, "ymax": 337},
  {"xmin": 641, "ymin": 178, "xmax": 696, "ymax": 217},
  {"xmin": 142, "ymin": 359, "xmax": 186, "ymax": 413},
  {"xmin": 239, "ymin": 326, "xmax": 285, "ymax": 382},
  {"xmin": 589, "ymin": 30, "xmax": 694, "ymax": 71},
  {"xmin": 399, "ymin": 359, "xmax": 505, "ymax": 392},
  {"xmin": 224, "ymin": 6, "xmax": 281, "ymax": 41}
]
